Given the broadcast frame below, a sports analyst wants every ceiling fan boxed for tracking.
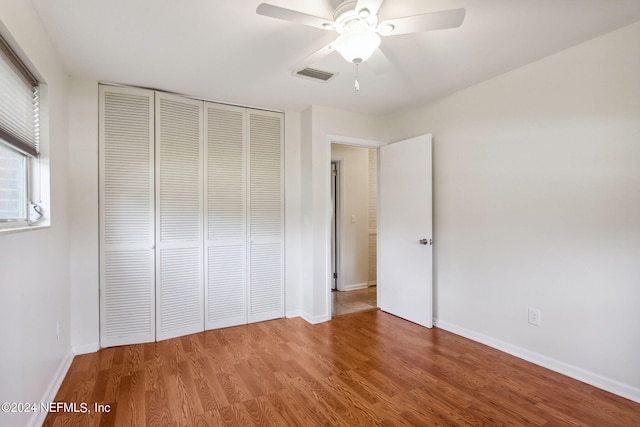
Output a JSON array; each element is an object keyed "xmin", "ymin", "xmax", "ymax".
[{"xmin": 256, "ymin": 0, "xmax": 466, "ymax": 90}]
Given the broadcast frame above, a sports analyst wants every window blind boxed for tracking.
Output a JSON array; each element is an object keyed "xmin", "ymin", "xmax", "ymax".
[{"xmin": 0, "ymin": 35, "xmax": 39, "ymax": 158}]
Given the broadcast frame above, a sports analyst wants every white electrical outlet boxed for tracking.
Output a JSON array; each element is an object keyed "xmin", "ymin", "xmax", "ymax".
[{"xmin": 528, "ymin": 308, "xmax": 541, "ymax": 326}]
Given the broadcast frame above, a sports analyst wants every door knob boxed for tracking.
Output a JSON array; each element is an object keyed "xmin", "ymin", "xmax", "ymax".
[{"xmin": 419, "ymin": 238, "xmax": 432, "ymax": 245}]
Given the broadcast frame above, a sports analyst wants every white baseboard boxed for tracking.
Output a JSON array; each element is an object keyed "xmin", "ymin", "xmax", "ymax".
[
  {"xmin": 434, "ymin": 319, "xmax": 640, "ymax": 404},
  {"xmin": 343, "ymin": 282, "xmax": 369, "ymax": 291},
  {"xmin": 285, "ymin": 310, "xmax": 301, "ymax": 319},
  {"xmin": 73, "ymin": 342, "xmax": 99, "ymax": 355},
  {"xmin": 300, "ymin": 312, "xmax": 330, "ymax": 324},
  {"xmin": 367, "ymin": 280, "xmax": 377, "ymax": 287},
  {"xmin": 28, "ymin": 350, "xmax": 74, "ymax": 427}
]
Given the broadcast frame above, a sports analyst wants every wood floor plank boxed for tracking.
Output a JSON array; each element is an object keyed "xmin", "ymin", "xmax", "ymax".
[
  {"xmin": 124, "ymin": 370, "xmax": 145, "ymax": 425},
  {"xmin": 266, "ymin": 389, "xmax": 325, "ymax": 426},
  {"xmin": 216, "ymin": 370, "xmax": 253, "ymax": 405},
  {"xmin": 216, "ymin": 405, "xmax": 240, "ymax": 426},
  {"xmin": 243, "ymin": 397, "xmax": 286, "ymax": 427},
  {"xmin": 200, "ymin": 358, "xmax": 232, "ymax": 409},
  {"xmin": 44, "ymin": 310, "xmax": 640, "ymax": 426},
  {"xmin": 144, "ymin": 371, "xmax": 173, "ymax": 426},
  {"xmin": 322, "ymin": 374, "xmax": 385, "ymax": 426},
  {"xmin": 229, "ymin": 402, "xmax": 260, "ymax": 426}
]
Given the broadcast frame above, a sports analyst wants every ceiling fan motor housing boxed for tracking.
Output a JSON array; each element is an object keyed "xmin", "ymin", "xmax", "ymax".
[{"xmin": 333, "ymin": 0, "xmax": 378, "ymax": 33}]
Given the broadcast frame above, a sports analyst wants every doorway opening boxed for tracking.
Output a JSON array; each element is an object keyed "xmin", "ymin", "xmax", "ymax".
[{"xmin": 330, "ymin": 143, "xmax": 378, "ymax": 316}]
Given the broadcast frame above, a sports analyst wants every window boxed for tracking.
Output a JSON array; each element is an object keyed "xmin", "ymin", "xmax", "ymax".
[
  {"xmin": 0, "ymin": 142, "xmax": 27, "ymax": 220},
  {"xmin": 0, "ymin": 33, "xmax": 40, "ymax": 225}
]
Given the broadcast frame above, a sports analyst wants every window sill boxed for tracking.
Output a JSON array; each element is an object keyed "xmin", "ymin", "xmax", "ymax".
[{"xmin": 0, "ymin": 221, "xmax": 50, "ymax": 235}]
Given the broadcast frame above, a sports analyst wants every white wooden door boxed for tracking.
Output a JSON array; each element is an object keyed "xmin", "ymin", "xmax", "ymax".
[
  {"xmin": 204, "ymin": 103, "xmax": 248, "ymax": 329},
  {"xmin": 247, "ymin": 110, "xmax": 284, "ymax": 323},
  {"xmin": 99, "ymin": 85, "xmax": 155, "ymax": 347},
  {"xmin": 378, "ymin": 134, "xmax": 433, "ymax": 327},
  {"xmin": 155, "ymin": 92, "xmax": 204, "ymax": 341}
]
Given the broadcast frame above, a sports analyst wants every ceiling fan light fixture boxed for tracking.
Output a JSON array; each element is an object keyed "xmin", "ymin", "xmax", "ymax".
[{"xmin": 334, "ymin": 28, "xmax": 381, "ymax": 64}]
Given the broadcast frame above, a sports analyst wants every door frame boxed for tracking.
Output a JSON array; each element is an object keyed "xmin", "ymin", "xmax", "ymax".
[
  {"xmin": 325, "ymin": 135, "xmax": 387, "ymax": 319},
  {"xmin": 330, "ymin": 160, "xmax": 341, "ymax": 291}
]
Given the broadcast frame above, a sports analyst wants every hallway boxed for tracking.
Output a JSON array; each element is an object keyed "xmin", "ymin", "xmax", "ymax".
[{"xmin": 331, "ymin": 286, "xmax": 377, "ymax": 316}]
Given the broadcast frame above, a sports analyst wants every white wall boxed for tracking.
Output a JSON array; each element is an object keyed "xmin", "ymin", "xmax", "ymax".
[
  {"xmin": 331, "ymin": 144, "xmax": 370, "ymax": 290},
  {"xmin": 0, "ymin": 2, "xmax": 72, "ymax": 426},
  {"xmin": 284, "ymin": 110, "xmax": 302, "ymax": 317},
  {"xmin": 385, "ymin": 21, "xmax": 640, "ymax": 400},
  {"xmin": 68, "ymin": 78, "xmax": 99, "ymax": 353},
  {"xmin": 299, "ymin": 108, "xmax": 314, "ymax": 318}
]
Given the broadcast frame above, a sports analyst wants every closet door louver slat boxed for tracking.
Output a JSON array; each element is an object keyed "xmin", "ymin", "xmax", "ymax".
[
  {"xmin": 204, "ymin": 103, "xmax": 247, "ymax": 329},
  {"xmin": 248, "ymin": 111, "xmax": 284, "ymax": 323},
  {"xmin": 155, "ymin": 93, "xmax": 204, "ymax": 341},
  {"xmin": 99, "ymin": 86, "xmax": 155, "ymax": 347}
]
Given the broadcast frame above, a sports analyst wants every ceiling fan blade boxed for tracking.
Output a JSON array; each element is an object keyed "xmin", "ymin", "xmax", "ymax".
[
  {"xmin": 366, "ymin": 47, "xmax": 392, "ymax": 75},
  {"xmin": 380, "ymin": 8, "xmax": 465, "ymax": 36},
  {"xmin": 289, "ymin": 42, "xmax": 336, "ymax": 72},
  {"xmin": 256, "ymin": 3, "xmax": 334, "ymax": 31},
  {"xmin": 355, "ymin": 0, "xmax": 385, "ymax": 17}
]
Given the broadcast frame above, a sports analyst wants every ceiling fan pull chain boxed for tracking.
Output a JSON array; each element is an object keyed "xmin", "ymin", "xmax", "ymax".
[{"xmin": 354, "ymin": 62, "xmax": 360, "ymax": 91}]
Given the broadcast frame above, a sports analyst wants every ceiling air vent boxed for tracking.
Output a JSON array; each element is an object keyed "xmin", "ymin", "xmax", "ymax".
[{"xmin": 293, "ymin": 67, "xmax": 337, "ymax": 83}]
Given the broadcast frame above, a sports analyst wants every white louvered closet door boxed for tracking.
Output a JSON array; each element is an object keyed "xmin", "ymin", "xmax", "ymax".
[
  {"xmin": 155, "ymin": 93, "xmax": 204, "ymax": 341},
  {"xmin": 247, "ymin": 110, "xmax": 284, "ymax": 323},
  {"xmin": 99, "ymin": 85, "xmax": 155, "ymax": 347},
  {"xmin": 204, "ymin": 103, "xmax": 247, "ymax": 329}
]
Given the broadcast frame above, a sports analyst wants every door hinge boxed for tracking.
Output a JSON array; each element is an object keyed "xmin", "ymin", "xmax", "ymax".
[{"xmin": 333, "ymin": 272, "xmax": 337, "ymax": 279}]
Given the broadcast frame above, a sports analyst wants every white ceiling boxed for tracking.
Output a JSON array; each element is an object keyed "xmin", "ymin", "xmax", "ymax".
[{"xmin": 32, "ymin": 0, "xmax": 640, "ymax": 116}]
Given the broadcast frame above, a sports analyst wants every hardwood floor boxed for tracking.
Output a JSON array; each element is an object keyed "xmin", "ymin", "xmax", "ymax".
[
  {"xmin": 332, "ymin": 286, "xmax": 377, "ymax": 316},
  {"xmin": 45, "ymin": 310, "xmax": 639, "ymax": 426}
]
